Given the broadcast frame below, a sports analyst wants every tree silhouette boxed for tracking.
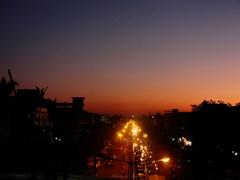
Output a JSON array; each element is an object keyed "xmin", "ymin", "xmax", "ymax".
[{"xmin": 191, "ymin": 99, "xmax": 230, "ymax": 112}]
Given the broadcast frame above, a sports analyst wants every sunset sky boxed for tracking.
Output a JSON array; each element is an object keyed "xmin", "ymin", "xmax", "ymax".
[{"xmin": 1, "ymin": 0, "xmax": 240, "ymax": 114}]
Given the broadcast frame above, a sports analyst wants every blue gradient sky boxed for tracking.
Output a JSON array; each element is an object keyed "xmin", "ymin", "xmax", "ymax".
[{"xmin": 1, "ymin": 0, "xmax": 240, "ymax": 114}]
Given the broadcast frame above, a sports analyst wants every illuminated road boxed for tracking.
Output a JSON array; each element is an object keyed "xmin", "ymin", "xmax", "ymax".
[{"xmin": 95, "ymin": 119, "xmax": 169, "ymax": 180}]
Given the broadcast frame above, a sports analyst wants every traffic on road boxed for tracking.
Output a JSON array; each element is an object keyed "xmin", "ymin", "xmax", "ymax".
[{"xmin": 90, "ymin": 119, "xmax": 171, "ymax": 180}]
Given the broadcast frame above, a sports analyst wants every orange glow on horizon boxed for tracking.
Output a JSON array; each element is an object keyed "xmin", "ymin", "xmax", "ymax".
[
  {"xmin": 43, "ymin": 81, "xmax": 240, "ymax": 115},
  {"xmin": 44, "ymin": 88, "xmax": 240, "ymax": 115}
]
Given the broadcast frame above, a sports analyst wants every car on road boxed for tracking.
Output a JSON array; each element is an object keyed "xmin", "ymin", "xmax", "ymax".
[{"xmin": 137, "ymin": 172, "xmax": 146, "ymax": 179}]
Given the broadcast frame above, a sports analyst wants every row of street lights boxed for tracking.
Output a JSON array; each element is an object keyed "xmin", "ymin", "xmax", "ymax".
[
  {"xmin": 117, "ymin": 119, "xmax": 171, "ymax": 179},
  {"xmin": 116, "ymin": 120, "xmax": 149, "ymax": 179}
]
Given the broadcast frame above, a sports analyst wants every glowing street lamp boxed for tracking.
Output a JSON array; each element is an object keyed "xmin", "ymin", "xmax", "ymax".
[
  {"xmin": 117, "ymin": 132, "xmax": 123, "ymax": 138},
  {"xmin": 143, "ymin": 133, "xmax": 148, "ymax": 138},
  {"xmin": 159, "ymin": 157, "xmax": 170, "ymax": 164}
]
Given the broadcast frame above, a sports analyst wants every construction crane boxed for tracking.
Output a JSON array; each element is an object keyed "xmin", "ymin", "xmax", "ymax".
[{"xmin": 8, "ymin": 69, "xmax": 17, "ymax": 96}]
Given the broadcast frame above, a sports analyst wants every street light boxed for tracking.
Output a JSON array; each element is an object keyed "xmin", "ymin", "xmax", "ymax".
[
  {"xmin": 117, "ymin": 132, "xmax": 123, "ymax": 138},
  {"xmin": 143, "ymin": 133, "xmax": 148, "ymax": 138},
  {"xmin": 158, "ymin": 157, "xmax": 170, "ymax": 164}
]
